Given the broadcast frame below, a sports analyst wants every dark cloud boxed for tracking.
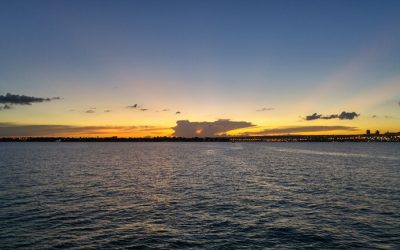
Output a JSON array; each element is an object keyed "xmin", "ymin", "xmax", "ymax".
[
  {"xmin": 243, "ymin": 126, "xmax": 359, "ymax": 136},
  {"xmin": 337, "ymin": 111, "xmax": 359, "ymax": 120},
  {"xmin": 85, "ymin": 110, "xmax": 95, "ymax": 114},
  {"xmin": 104, "ymin": 110, "xmax": 111, "ymax": 113},
  {"xmin": 126, "ymin": 104, "xmax": 138, "ymax": 109},
  {"xmin": 172, "ymin": 119, "xmax": 255, "ymax": 137},
  {"xmin": 320, "ymin": 114, "xmax": 338, "ymax": 119},
  {"xmin": 372, "ymin": 115, "xmax": 378, "ymax": 118},
  {"xmin": 176, "ymin": 111, "xmax": 181, "ymax": 114},
  {"xmin": 305, "ymin": 113, "xmax": 322, "ymax": 120},
  {"xmin": 0, "ymin": 104, "xmax": 12, "ymax": 111},
  {"xmin": 0, "ymin": 123, "xmax": 169, "ymax": 137},
  {"xmin": 256, "ymin": 107, "xmax": 274, "ymax": 112},
  {"xmin": 127, "ymin": 104, "xmax": 149, "ymax": 111},
  {"xmin": 0, "ymin": 93, "xmax": 60, "ymax": 105},
  {"xmin": 305, "ymin": 111, "xmax": 359, "ymax": 121}
]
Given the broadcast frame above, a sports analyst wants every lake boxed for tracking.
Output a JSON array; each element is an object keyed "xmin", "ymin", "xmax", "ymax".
[{"xmin": 0, "ymin": 142, "xmax": 399, "ymax": 248}]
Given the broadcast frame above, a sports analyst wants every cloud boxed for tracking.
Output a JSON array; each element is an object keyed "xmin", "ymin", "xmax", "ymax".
[
  {"xmin": 172, "ymin": 119, "xmax": 255, "ymax": 137},
  {"xmin": 243, "ymin": 126, "xmax": 359, "ymax": 136},
  {"xmin": 0, "ymin": 104, "xmax": 12, "ymax": 111},
  {"xmin": 162, "ymin": 109, "xmax": 170, "ymax": 112},
  {"xmin": 104, "ymin": 110, "xmax": 111, "ymax": 113},
  {"xmin": 127, "ymin": 104, "xmax": 138, "ymax": 109},
  {"xmin": 256, "ymin": 107, "xmax": 274, "ymax": 112},
  {"xmin": 337, "ymin": 111, "xmax": 359, "ymax": 120},
  {"xmin": 0, "ymin": 123, "xmax": 170, "ymax": 137},
  {"xmin": 305, "ymin": 113, "xmax": 322, "ymax": 120},
  {"xmin": 176, "ymin": 111, "xmax": 181, "ymax": 114},
  {"xmin": 0, "ymin": 93, "xmax": 60, "ymax": 105},
  {"xmin": 127, "ymin": 104, "xmax": 149, "ymax": 111},
  {"xmin": 85, "ymin": 110, "xmax": 95, "ymax": 114},
  {"xmin": 305, "ymin": 111, "xmax": 359, "ymax": 121},
  {"xmin": 371, "ymin": 114, "xmax": 393, "ymax": 119}
]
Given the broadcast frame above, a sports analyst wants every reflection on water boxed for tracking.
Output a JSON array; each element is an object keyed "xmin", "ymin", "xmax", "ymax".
[
  {"xmin": 0, "ymin": 142, "xmax": 399, "ymax": 248},
  {"xmin": 269, "ymin": 146, "xmax": 400, "ymax": 160}
]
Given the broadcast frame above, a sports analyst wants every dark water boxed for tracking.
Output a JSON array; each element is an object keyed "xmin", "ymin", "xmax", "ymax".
[{"xmin": 1, "ymin": 142, "xmax": 399, "ymax": 249}]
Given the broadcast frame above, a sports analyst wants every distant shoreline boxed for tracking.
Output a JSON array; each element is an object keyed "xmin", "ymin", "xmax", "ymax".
[{"xmin": 1, "ymin": 134, "xmax": 399, "ymax": 142}]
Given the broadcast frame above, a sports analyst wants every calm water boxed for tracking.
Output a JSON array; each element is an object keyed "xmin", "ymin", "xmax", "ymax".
[{"xmin": 0, "ymin": 142, "xmax": 399, "ymax": 249}]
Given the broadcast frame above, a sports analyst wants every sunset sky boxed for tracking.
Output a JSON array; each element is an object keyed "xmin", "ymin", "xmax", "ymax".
[{"xmin": 1, "ymin": 0, "xmax": 399, "ymax": 137}]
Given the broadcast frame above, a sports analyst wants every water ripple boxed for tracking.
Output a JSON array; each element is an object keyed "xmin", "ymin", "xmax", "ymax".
[{"xmin": 0, "ymin": 142, "xmax": 399, "ymax": 248}]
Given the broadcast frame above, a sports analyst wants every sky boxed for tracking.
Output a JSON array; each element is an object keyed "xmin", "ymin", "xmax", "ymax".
[{"xmin": 0, "ymin": 0, "xmax": 399, "ymax": 137}]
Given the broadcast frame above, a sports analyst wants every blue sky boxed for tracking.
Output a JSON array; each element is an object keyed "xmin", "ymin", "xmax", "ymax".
[{"xmin": 0, "ymin": 0, "xmax": 399, "ymax": 136}]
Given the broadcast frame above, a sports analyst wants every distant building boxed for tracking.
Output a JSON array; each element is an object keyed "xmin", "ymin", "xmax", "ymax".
[
  {"xmin": 366, "ymin": 130, "xmax": 371, "ymax": 135},
  {"xmin": 375, "ymin": 130, "xmax": 380, "ymax": 135}
]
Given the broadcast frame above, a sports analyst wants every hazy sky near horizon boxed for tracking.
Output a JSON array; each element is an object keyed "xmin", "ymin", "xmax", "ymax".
[{"xmin": 1, "ymin": 0, "xmax": 399, "ymax": 137}]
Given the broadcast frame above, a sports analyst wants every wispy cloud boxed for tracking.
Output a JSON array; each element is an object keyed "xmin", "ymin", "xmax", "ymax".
[
  {"xmin": 305, "ymin": 111, "xmax": 360, "ymax": 121},
  {"xmin": 0, "ymin": 104, "xmax": 12, "ymax": 111},
  {"xmin": 256, "ymin": 107, "xmax": 274, "ymax": 112},
  {"xmin": 172, "ymin": 119, "xmax": 255, "ymax": 137},
  {"xmin": 0, "ymin": 123, "xmax": 170, "ymax": 137},
  {"xmin": 242, "ymin": 126, "xmax": 359, "ymax": 136},
  {"xmin": 127, "ymin": 104, "xmax": 149, "ymax": 112},
  {"xmin": 127, "ymin": 104, "xmax": 138, "ymax": 109}
]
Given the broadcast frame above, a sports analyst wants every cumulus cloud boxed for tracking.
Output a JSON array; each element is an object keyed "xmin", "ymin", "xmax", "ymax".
[
  {"xmin": 305, "ymin": 111, "xmax": 359, "ymax": 121},
  {"xmin": 243, "ymin": 126, "xmax": 359, "ymax": 136},
  {"xmin": 256, "ymin": 107, "xmax": 274, "ymax": 112},
  {"xmin": 0, "ymin": 93, "xmax": 60, "ymax": 105},
  {"xmin": 172, "ymin": 119, "xmax": 255, "ymax": 137},
  {"xmin": 0, "ymin": 123, "xmax": 169, "ymax": 137}
]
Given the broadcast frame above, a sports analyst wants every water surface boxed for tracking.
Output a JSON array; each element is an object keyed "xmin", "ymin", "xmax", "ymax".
[{"xmin": 1, "ymin": 142, "xmax": 399, "ymax": 248}]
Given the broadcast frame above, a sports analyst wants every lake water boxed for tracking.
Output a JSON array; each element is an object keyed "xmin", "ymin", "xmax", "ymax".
[{"xmin": 1, "ymin": 142, "xmax": 399, "ymax": 249}]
